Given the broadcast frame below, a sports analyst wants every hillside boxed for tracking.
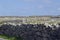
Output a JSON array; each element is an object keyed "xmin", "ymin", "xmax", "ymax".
[
  {"xmin": 0, "ymin": 16, "xmax": 60, "ymax": 24},
  {"xmin": 0, "ymin": 16, "xmax": 60, "ymax": 40}
]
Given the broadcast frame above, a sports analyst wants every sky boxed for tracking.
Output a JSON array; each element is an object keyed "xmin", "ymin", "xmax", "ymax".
[{"xmin": 0, "ymin": 0, "xmax": 60, "ymax": 16}]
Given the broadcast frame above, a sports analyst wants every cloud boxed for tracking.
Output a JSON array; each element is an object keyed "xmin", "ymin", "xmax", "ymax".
[
  {"xmin": 23, "ymin": 0, "xmax": 52, "ymax": 4},
  {"xmin": 57, "ymin": 8, "xmax": 60, "ymax": 10},
  {"xmin": 43, "ymin": 0, "xmax": 51, "ymax": 3},
  {"xmin": 23, "ymin": 0, "xmax": 35, "ymax": 2},
  {"xmin": 37, "ymin": 5, "xmax": 43, "ymax": 9}
]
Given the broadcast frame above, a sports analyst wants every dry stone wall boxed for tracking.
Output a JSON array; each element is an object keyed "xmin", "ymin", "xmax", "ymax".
[{"xmin": 0, "ymin": 24, "xmax": 60, "ymax": 40}]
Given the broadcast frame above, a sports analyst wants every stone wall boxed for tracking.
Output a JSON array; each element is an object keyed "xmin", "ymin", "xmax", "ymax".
[{"xmin": 0, "ymin": 24, "xmax": 60, "ymax": 40}]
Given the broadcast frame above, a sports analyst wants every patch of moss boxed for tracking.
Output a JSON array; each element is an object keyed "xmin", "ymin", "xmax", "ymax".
[{"xmin": 0, "ymin": 34, "xmax": 23, "ymax": 40}]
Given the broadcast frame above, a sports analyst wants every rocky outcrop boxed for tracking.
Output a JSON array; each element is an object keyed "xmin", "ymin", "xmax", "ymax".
[{"xmin": 0, "ymin": 24, "xmax": 60, "ymax": 40}]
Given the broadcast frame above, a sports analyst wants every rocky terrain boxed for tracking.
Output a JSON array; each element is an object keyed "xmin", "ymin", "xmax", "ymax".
[
  {"xmin": 0, "ymin": 16, "xmax": 60, "ymax": 40},
  {"xmin": 0, "ymin": 16, "xmax": 60, "ymax": 24},
  {"xmin": 0, "ymin": 23, "xmax": 60, "ymax": 40}
]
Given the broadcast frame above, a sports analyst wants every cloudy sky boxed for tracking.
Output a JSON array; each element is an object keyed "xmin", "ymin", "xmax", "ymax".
[{"xmin": 0, "ymin": 0, "xmax": 60, "ymax": 16}]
